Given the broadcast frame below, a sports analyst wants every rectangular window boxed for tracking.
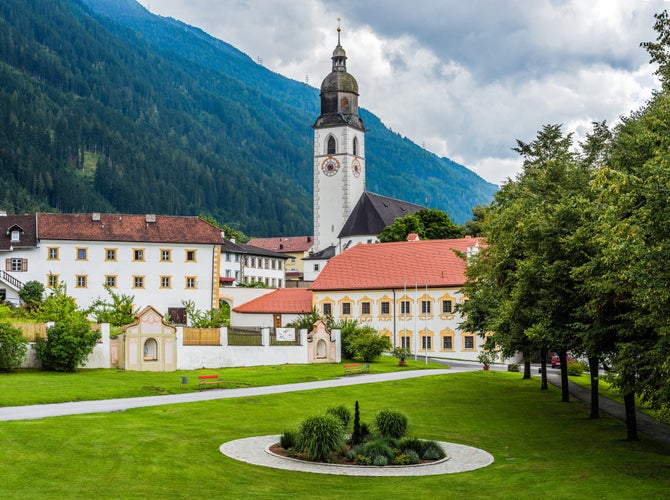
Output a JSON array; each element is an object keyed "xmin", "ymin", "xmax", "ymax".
[
  {"xmin": 76, "ymin": 248, "xmax": 87, "ymax": 260},
  {"xmin": 380, "ymin": 301, "xmax": 390, "ymax": 315},
  {"xmin": 76, "ymin": 275, "xmax": 88, "ymax": 288},
  {"xmin": 323, "ymin": 303, "xmax": 332, "ymax": 316},
  {"xmin": 160, "ymin": 276, "xmax": 171, "ymax": 288},
  {"xmin": 8, "ymin": 258, "xmax": 26, "ymax": 272},
  {"xmin": 186, "ymin": 249, "xmax": 196, "ymax": 262},
  {"xmin": 105, "ymin": 275, "xmax": 117, "ymax": 288},
  {"xmin": 186, "ymin": 277, "xmax": 196, "ymax": 289},
  {"xmin": 401, "ymin": 336, "xmax": 411, "ymax": 349},
  {"xmin": 225, "ymin": 253, "xmax": 231, "ymax": 262},
  {"xmin": 422, "ymin": 336, "xmax": 432, "ymax": 350},
  {"xmin": 161, "ymin": 249, "xmax": 172, "ymax": 262},
  {"xmin": 421, "ymin": 300, "xmax": 431, "ymax": 314},
  {"xmin": 464, "ymin": 335, "xmax": 475, "ymax": 350},
  {"xmin": 133, "ymin": 276, "xmax": 145, "ymax": 289},
  {"xmin": 342, "ymin": 302, "xmax": 351, "ymax": 315},
  {"xmin": 105, "ymin": 248, "xmax": 117, "ymax": 261},
  {"xmin": 314, "ymin": 264, "xmax": 320, "ymax": 272},
  {"xmin": 442, "ymin": 300, "xmax": 453, "ymax": 314},
  {"xmin": 361, "ymin": 302, "xmax": 371, "ymax": 315},
  {"xmin": 47, "ymin": 274, "xmax": 59, "ymax": 288},
  {"xmin": 133, "ymin": 249, "xmax": 145, "ymax": 262},
  {"xmin": 443, "ymin": 336, "xmax": 453, "ymax": 350},
  {"xmin": 225, "ymin": 269, "xmax": 232, "ymax": 278},
  {"xmin": 235, "ymin": 271, "xmax": 240, "ymax": 280},
  {"xmin": 235, "ymin": 254, "xmax": 240, "ymax": 263},
  {"xmin": 48, "ymin": 247, "xmax": 59, "ymax": 260},
  {"xmin": 10, "ymin": 230, "xmax": 19, "ymax": 242},
  {"xmin": 400, "ymin": 300, "xmax": 411, "ymax": 314}
]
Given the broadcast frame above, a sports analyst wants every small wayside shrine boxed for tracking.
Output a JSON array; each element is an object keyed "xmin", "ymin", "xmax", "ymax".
[
  {"xmin": 111, "ymin": 306, "xmax": 177, "ymax": 372},
  {"xmin": 307, "ymin": 319, "xmax": 339, "ymax": 363}
]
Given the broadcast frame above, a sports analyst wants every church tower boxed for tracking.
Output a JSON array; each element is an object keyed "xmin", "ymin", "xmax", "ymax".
[{"xmin": 313, "ymin": 22, "xmax": 365, "ymax": 253}]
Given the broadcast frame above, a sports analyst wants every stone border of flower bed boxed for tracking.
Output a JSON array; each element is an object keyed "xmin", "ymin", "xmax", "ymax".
[{"xmin": 220, "ymin": 435, "xmax": 494, "ymax": 477}]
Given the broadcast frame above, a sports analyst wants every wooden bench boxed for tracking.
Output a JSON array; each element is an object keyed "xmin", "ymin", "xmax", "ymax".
[
  {"xmin": 198, "ymin": 374, "xmax": 223, "ymax": 390},
  {"xmin": 343, "ymin": 363, "xmax": 366, "ymax": 375}
]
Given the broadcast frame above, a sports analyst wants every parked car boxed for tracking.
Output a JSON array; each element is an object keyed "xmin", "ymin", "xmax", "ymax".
[{"xmin": 551, "ymin": 353, "xmax": 576, "ymax": 368}]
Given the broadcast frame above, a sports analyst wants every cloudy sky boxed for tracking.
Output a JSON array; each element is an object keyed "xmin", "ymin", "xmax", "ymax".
[{"xmin": 139, "ymin": 0, "xmax": 666, "ymax": 185}]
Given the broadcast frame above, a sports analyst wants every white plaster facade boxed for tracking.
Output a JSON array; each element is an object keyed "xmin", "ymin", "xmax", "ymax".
[{"xmin": 37, "ymin": 239, "xmax": 219, "ymax": 314}]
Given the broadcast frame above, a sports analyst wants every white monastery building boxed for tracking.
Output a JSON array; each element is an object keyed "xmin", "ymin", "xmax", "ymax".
[{"xmin": 310, "ymin": 236, "xmax": 485, "ymax": 361}]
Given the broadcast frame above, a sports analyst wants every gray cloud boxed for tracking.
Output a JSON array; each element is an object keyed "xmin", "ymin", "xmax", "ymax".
[{"xmin": 142, "ymin": 0, "xmax": 665, "ymax": 184}]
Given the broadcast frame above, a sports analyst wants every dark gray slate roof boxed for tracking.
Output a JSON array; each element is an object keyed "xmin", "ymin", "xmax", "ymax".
[
  {"xmin": 237, "ymin": 243, "xmax": 288, "ymax": 260},
  {"xmin": 338, "ymin": 192, "xmax": 425, "ymax": 238},
  {"xmin": 304, "ymin": 245, "xmax": 337, "ymax": 261}
]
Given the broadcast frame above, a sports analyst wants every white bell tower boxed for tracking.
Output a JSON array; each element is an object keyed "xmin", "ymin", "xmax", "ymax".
[{"xmin": 313, "ymin": 22, "xmax": 365, "ymax": 253}]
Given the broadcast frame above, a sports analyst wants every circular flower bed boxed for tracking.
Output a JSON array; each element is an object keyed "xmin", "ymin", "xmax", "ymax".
[{"xmin": 277, "ymin": 402, "xmax": 447, "ymax": 466}]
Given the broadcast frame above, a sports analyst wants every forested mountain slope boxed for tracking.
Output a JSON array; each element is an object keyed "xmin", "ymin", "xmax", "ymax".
[{"xmin": 0, "ymin": 0, "xmax": 497, "ymax": 235}]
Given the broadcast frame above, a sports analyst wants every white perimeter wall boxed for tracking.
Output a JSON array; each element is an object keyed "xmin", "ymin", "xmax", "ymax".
[{"xmin": 20, "ymin": 325, "xmax": 316, "ymax": 370}]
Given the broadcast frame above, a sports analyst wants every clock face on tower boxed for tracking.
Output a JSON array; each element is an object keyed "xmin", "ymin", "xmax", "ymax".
[
  {"xmin": 321, "ymin": 157, "xmax": 340, "ymax": 176},
  {"xmin": 352, "ymin": 159, "xmax": 361, "ymax": 178}
]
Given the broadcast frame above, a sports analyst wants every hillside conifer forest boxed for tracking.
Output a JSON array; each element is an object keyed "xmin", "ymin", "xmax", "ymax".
[{"xmin": 0, "ymin": 0, "xmax": 497, "ymax": 236}]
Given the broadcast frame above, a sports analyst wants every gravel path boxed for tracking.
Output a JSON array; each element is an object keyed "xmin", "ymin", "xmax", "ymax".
[{"xmin": 220, "ymin": 435, "xmax": 494, "ymax": 476}]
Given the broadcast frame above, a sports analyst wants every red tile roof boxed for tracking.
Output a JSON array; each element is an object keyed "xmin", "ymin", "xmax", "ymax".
[
  {"xmin": 247, "ymin": 236, "xmax": 314, "ymax": 253},
  {"xmin": 310, "ymin": 237, "xmax": 481, "ymax": 291},
  {"xmin": 37, "ymin": 213, "xmax": 224, "ymax": 244},
  {"xmin": 233, "ymin": 288, "xmax": 313, "ymax": 314}
]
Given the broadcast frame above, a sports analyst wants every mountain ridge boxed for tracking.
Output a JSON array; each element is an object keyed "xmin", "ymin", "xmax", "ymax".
[{"xmin": 0, "ymin": 0, "xmax": 497, "ymax": 236}]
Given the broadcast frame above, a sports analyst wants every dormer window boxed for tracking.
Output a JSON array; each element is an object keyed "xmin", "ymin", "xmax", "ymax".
[{"xmin": 10, "ymin": 230, "xmax": 19, "ymax": 242}]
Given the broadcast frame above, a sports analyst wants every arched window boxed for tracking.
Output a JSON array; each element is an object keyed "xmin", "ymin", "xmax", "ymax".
[
  {"xmin": 143, "ymin": 338, "xmax": 158, "ymax": 361},
  {"xmin": 353, "ymin": 137, "xmax": 358, "ymax": 156},
  {"xmin": 327, "ymin": 136, "xmax": 336, "ymax": 155}
]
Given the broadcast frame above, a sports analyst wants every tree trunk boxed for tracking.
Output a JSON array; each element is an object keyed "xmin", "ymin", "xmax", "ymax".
[
  {"xmin": 540, "ymin": 347, "xmax": 548, "ymax": 390},
  {"xmin": 588, "ymin": 356, "xmax": 600, "ymax": 419},
  {"xmin": 623, "ymin": 392, "xmax": 638, "ymax": 441},
  {"xmin": 523, "ymin": 350, "xmax": 531, "ymax": 379},
  {"xmin": 559, "ymin": 351, "xmax": 570, "ymax": 402}
]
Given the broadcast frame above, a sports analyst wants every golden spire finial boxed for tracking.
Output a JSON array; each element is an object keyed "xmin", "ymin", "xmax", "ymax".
[{"xmin": 337, "ymin": 17, "xmax": 341, "ymax": 45}]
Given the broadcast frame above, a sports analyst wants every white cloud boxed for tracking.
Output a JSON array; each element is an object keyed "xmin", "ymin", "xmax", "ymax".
[{"xmin": 140, "ymin": 0, "xmax": 665, "ymax": 184}]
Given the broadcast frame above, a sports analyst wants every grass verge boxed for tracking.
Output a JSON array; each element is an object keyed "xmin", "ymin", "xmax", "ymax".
[
  {"xmin": 0, "ymin": 371, "xmax": 668, "ymax": 499},
  {"xmin": 0, "ymin": 356, "xmax": 443, "ymax": 406}
]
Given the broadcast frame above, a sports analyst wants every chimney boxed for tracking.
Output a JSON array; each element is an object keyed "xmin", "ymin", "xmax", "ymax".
[
  {"xmin": 406, "ymin": 233, "xmax": 420, "ymax": 242},
  {"xmin": 92, "ymin": 213, "xmax": 101, "ymax": 221},
  {"xmin": 146, "ymin": 214, "xmax": 156, "ymax": 223},
  {"xmin": 0, "ymin": 210, "xmax": 7, "ymax": 217}
]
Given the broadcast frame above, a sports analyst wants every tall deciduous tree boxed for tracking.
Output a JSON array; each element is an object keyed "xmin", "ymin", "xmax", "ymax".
[{"xmin": 378, "ymin": 208, "xmax": 462, "ymax": 242}]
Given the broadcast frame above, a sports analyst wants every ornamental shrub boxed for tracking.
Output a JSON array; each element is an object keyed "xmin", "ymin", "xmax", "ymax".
[
  {"xmin": 0, "ymin": 322, "xmax": 28, "ymax": 372},
  {"xmin": 326, "ymin": 405, "xmax": 351, "ymax": 429},
  {"xmin": 375, "ymin": 409, "xmax": 409, "ymax": 439},
  {"xmin": 354, "ymin": 454, "xmax": 371, "ymax": 465},
  {"xmin": 392, "ymin": 453, "xmax": 411, "ymax": 465},
  {"xmin": 372, "ymin": 455, "xmax": 388, "ymax": 466},
  {"xmin": 297, "ymin": 414, "xmax": 344, "ymax": 462},
  {"xmin": 420, "ymin": 440, "xmax": 446, "ymax": 460},
  {"xmin": 35, "ymin": 313, "xmax": 100, "ymax": 372},
  {"xmin": 398, "ymin": 437, "xmax": 424, "ymax": 455},
  {"xmin": 566, "ymin": 360, "xmax": 584, "ymax": 376},
  {"xmin": 359, "ymin": 439, "xmax": 394, "ymax": 463},
  {"xmin": 280, "ymin": 429, "xmax": 298, "ymax": 450}
]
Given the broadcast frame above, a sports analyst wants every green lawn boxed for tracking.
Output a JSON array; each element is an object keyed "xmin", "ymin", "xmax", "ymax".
[
  {"xmin": 0, "ymin": 356, "xmax": 443, "ymax": 406},
  {"xmin": 0, "ymin": 370, "xmax": 668, "ymax": 499}
]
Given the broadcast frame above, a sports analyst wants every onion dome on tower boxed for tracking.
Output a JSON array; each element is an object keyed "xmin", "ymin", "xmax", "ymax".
[{"xmin": 314, "ymin": 22, "xmax": 364, "ymax": 130}]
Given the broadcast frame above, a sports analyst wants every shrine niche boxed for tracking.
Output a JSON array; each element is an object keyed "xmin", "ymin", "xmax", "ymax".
[
  {"xmin": 112, "ymin": 306, "xmax": 177, "ymax": 371},
  {"xmin": 307, "ymin": 320, "xmax": 337, "ymax": 363}
]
